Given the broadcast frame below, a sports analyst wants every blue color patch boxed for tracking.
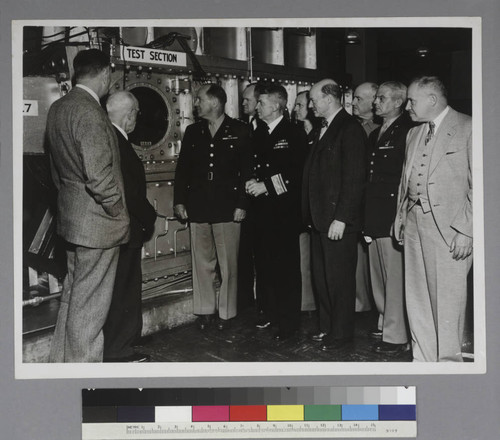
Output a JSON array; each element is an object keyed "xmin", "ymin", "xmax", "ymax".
[
  {"xmin": 379, "ymin": 405, "xmax": 417, "ymax": 420},
  {"xmin": 342, "ymin": 405, "xmax": 379, "ymax": 420}
]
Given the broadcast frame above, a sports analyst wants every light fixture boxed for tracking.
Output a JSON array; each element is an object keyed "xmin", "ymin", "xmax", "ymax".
[
  {"xmin": 345, "ymin": 29, "xmax": 361, "ymax": 45},
  {"xmin": 416, "ymin": 46, "xmax": 430, "ymax": 58}
]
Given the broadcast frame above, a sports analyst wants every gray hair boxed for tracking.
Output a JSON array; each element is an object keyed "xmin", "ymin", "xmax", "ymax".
[
  {"xmin": 412, "ymin": 76, "xmax": 448, "ymax": 99},
  {"xmin": 379, "ymin": 81, "xmax": 408, "ymax": 102}
]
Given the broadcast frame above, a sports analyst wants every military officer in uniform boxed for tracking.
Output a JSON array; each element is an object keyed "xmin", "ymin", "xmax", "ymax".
[
  {"xmin": 246, "ymin": 84, "xmax": 307, "ymax": 340},
  {"xmin": 174, "ymin": 83, "xmax": 252, "ymax": 331},
  {"xmin": 352, "ymin": 82, "xmax": 380, "ymax": 315},
  {"xmin": 364, "ymin": 81, "xmax": 414, "ymax": 354}
]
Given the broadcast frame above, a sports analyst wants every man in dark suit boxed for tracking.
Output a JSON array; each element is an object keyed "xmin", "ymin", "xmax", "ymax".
[
  {"xmin": 46, "ymin": 49, "xmax": 130, "ymax": 362},
  {"xmin": 102, "ymin": 91, "xmax": 157, "ymax": 363},
  {"xmin": 174, "ymin": 84, "xmax": 252, "ymax": 331},
  {"xmin": 364, "ymin": 81, "xmax": 413, "ymax": 354},
  {"xmin": 237, "ymin": 83, "xmax": 262, "ymax": 312},
  {"xmin": 394, "ymin": 76, "xmax": 473, "ymax": 362},
  {"xmin": 303, "ymin": 78, "xmax": 368, "ymax": 351},
  {"xmin": 246, "ymin": 84, "xmax": 307, "ymax": 339}
]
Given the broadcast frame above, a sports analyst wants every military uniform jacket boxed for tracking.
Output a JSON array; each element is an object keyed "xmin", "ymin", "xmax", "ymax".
[
  {"xmin": 302, "ymin": 108, "xmax": 368, "ymax": 233},
  {"xmin": 364, "ymin": 113, "xmax": 415, "ymax": 238},
  {"xmin": 252, "ymin": 117, "xmax": 307, "ymax": 226},
  {"xmin": 174, "ymin": 114, "xmax": 253, "ymax": 223}
]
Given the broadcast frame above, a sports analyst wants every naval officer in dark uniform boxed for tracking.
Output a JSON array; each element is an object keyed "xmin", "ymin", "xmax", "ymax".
[
  {"xmin": 174, "ymin": 83, "xmax": 252, "ymax": 331},
  {"xmin": 246, "ymin": 84, "xmax": 307, "ymax": 340},
  {"xmin": 364, "ymin": 81, "xmax": 414, "ymax": 353}
]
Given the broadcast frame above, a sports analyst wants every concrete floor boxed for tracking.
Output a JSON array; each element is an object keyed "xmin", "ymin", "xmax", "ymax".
[{"xmin": 138, "ymin": 308, "xmax": 415, "ymax": 363}]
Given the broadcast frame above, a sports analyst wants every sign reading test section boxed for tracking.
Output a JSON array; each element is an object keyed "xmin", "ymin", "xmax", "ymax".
[{"xmin": 119, "ymin": 45, "xmax": 187, "ymax": 67}]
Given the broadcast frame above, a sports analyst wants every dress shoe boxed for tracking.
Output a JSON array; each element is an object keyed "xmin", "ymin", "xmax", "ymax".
[
  {"xmin": 310, "ymin": 331, "xmax": 328, "ymax": 342},
  {"xmin": 369, "ymin": 328, "xmax": 383, "ymax": 339},
  {"xmin": 319, "ymin": 338, "xmax": 353, "ymax": 352},
  {"xmin": 216, "ymin": 318, "xmax": 232, "ymax": 331},
  {"xmin": 131, "ymin": 335, "xmax": 154, "ymax": 347},
  {"xmin": 256, "ymin": 318, "xmax": 273, "ymax": 329},
  {"xmin": 104, "ymin": 352, "xmax": 151, "ymax": 363},
  {"xmin": 372, "ymin": 341, "xmax": 410, "ymax": 354},
  {"xmin": 196, "ymin": 315, "xmax": 213, "ymax": 331}
]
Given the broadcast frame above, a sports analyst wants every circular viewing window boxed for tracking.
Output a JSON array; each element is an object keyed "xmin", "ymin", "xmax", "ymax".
[{"xmin": 128, "ymin": 86, "xmax": 169, "ymax": 148}]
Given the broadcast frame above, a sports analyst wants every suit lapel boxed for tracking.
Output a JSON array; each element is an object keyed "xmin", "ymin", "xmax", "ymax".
[
  {"xmin": 428, "ymin": 108, "xmax": 459, "ymax": 176},
  {"xmin": 377, "ymin": 115, "xmax": 402, "ymax": 146},
  {"xmin": 210, "ymin": 114, "xmax": 230, "ymax": 141},
  {"xmin": 315, "ymin": 108, "xmax": 346, "ymax": 151},
  {"xmin": 269, "ymin": 117, "xmax": 287, "ymax": 142}
]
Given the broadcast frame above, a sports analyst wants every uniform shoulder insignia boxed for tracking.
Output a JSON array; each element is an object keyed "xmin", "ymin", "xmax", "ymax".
[{"xmin": 232, "ymin": 117, "xmax": 247, "ymax": 127}]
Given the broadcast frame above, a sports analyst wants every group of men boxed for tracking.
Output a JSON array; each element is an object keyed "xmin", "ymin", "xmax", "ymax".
[
  {"xmin": 174, "ymin": 75, "xmax": 473, "ymax": 363},
  {"xmin": 45, "ymin": 47, "xmax": 473, "ymax": 364},
  {"xmin": 46, "ymin": 49, "xmax": 155, "ymax": 363}
]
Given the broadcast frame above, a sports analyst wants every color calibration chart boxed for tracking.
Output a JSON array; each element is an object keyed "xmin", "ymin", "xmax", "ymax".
[{"xmin": 82, "ymin": 386, "xmax": 416, "ymax": 439}]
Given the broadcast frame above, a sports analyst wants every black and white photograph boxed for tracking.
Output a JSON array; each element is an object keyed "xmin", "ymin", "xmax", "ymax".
[
  {"xmin": 2, "ymin": 1, "xmax": 500, "ymax": 439},
  {"xmin": 14, "ymin": 18, "xmax": 485, "ymax": 378}
]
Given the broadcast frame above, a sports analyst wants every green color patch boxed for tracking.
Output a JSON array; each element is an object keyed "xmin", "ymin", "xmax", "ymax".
[{"xmin": 304, "ymin": 405, "xmax": 342, "ymax": 421}]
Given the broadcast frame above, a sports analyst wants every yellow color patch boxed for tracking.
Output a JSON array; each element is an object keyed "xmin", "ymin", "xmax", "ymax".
[{"xmin": 267, "ymin": 405, "xmax": 304, "ymax": 421}]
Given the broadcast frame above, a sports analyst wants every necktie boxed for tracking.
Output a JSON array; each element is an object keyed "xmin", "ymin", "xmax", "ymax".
[
  {"xmin": 378, "ymin": 122, "xmax": 388, "ymax": 140},
  {"xmin": 319, "ymin": 119, "xmax": 328, "ymax": 139},
  {"xmin": 209, "ymin": 122, "xmax": 217, "ymax": 138},
  {"xmin": 424, "ymin": 121, "xmax": 435, "ymax": 145}
]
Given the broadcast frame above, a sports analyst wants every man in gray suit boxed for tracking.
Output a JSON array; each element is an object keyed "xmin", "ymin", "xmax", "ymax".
[
  {"xmin": 46, "ymin": 49, "xmax": 130, "ymax": 362},
  {"xmin": 394, "ymin": 76, "xmax": 473, "ymax": 362}
]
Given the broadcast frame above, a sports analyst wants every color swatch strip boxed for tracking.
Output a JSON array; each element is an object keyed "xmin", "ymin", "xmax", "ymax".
[
  {"xmin": 82, "ymin": 386, "xmax": 416, "ymax": 407},
  {"xmin": 84, "ymin": 404, "xmax": 416, "ymax": 423}
]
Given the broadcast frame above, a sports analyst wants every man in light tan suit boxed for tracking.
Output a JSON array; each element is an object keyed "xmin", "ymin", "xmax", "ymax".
[{"xmin": 393, "ymin": 76, "xmax": 472, "ymax": 362}]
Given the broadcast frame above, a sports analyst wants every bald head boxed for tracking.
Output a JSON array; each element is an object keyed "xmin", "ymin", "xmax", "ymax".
[
  {"xmin": 309, "ymin": 78, "xmax": 342, "ymax": 119},
  {"xmin": 106, "ymin": 91, "xmax": 140, "ymax": 134},
  {"xmin": 352, "ymin": 82, "xmax": 378, "ymax": 120}
]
